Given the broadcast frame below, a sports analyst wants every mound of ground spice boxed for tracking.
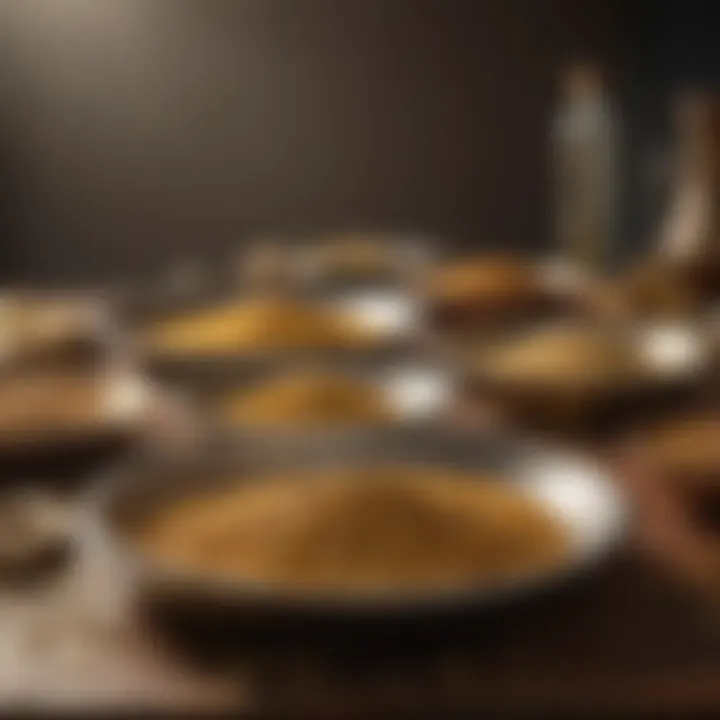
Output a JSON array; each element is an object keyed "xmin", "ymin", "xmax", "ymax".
[
  {"xmin": 144, "ymin": 297, "xmax": 375, "ymax": 355},
  {"xmin": 218, "ymin": 370, "xmax": 392, "ymax": 427},
  {"xmin": 137, "ymin": 467, "xmax": 568, "ymax": 595}
]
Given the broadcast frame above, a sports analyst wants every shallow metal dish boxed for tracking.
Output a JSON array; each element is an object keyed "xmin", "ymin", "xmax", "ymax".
[
  {"xmin": 463, "ymin": 320, "xmax": 715, "ymax": 440},
  {"xmin": 147, "ymin": 351, "xmax": 455, "ymax": 436},
  {"xmin": 91, "ymin": 427, "xmax": 627, "ymax": 620},
  {"xmin": 137, "ymin": 285, "xmax": 424, "ymax": 383},
  {"xmin": 0, "ymin": 371, "xmax": 155, "ymax": 484},
  {"xmin": 0, "ymin": 290, "xmax": 120, "ymax": 372},
  {"xmin": 295, "ymin": 232, "xmax": 436, "ymax": 294},
  {"xmin": 424, "ymin": 254, "xmax": 593, "ymax": 340}
]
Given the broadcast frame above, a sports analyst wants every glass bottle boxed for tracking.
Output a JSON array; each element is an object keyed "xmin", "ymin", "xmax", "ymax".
[{"xmin": 553, "ymin": 62, "xmax": 619, "ymax": 274}]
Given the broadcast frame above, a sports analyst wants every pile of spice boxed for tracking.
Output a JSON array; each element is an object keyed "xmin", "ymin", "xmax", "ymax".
[
  {"xmin": 477, "ymin": 326, "xmax": 640, "ymax": 388},
  {"xmin": 428, "ymin": 256, "xmax": 547, "ymax": 330},
  {"xmin": 144, "ymin": 297, "xmax": 375, "ymax": 355},
  {"xmin": 137, "ymin": 467, "xmax": 568, "ymax": 595},
  {"xmin": 0, "ymin": 373, "xmax": 104, "ymax": 439},
  {"xmin": 218, "ymin": 370, "xmax": 393, "ymax": 427}
]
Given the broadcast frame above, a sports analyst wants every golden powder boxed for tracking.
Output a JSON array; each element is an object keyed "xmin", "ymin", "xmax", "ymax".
[
  {"xmin": 218, "ymin": 370, "xmax": 393, "ymax": 427},
  {"xmin": 430, "ymin": 257, "xmax": 541, "ymax": 308},
  {"xmin": 478, "ymin": 327, "xmax": 639, "ymax": 388},
  {"xmin": 643, "ymin": 414, "xmax": 720, "ymax": 479},
  {"xmin": 144, "ymin": 298, "xmax": 375, "ymax": 355},
  {"xmin": 0, "ymin": 373, "xmax": 104, "ymax": 437},
  {"xmin": 137, "ymin": 467, "xmax": 568, "ymax": 595},
  {"xmin": 621, "ymin": 259, "xmax": 702, "ymax": 318}
]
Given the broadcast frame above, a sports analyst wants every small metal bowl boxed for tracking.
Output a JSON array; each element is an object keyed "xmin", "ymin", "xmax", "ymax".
[
  {"xmin": 463, "ymin": 320, "xmax": 714, "ymax": 441},
  {"xmin": 424, "ymin": 255, "xmax": 595, "ymax": 342},
  {"xmin": 89, "ymin": 427, "xmax": 627, "ymax": 660},
  {"xmin": 0, "ymin": 290, "xmax": 120, "ymax": 373},
  {"xmin": 0, "ymin": 371, "xmax": 156, "ymax": 486},
  {"xmin": 136, "ymin": 284, "xmax": 425, "ymax": 386},
  {"xmin": 145, "ymin": 351, "xmax": 456, "ymax": 437},
  {"xmin": 294, "ymin": 232, "xmax": 436, "ymax": 294}
]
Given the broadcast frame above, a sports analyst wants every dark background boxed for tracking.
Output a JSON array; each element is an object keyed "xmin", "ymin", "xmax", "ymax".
[{"xmin": 0, "ymin": 0, "xmax": 716, "ymax": 285}]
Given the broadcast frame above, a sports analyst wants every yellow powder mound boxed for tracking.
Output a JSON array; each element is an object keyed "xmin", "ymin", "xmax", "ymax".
[
  {"xmin": 219, "ymin": 370, "xmax": 393, "ymax": 427},
  {"xmin": 644, "ymin": 414, "xmax": 720, "ymax": 478},
  {"xmin": 478, "ymin": 327, "xmax": 639, "ymax": 387},
  {"xmin": 144, "ymin": 297, "xmax": 375, "ymax": 355},
  {"xmin": 0, "ymin": 373, "xmax": 103, "ymax": 437},
  {"xmin": 621, "ymin": 258, "xmax": 703, "ymax": 318},
  {"xmin": 137, "ymin": 467, "xmax": 568, "ymax": 594},
  {"xmin": 429, "ymin": 257, "xmax": 541, "ymax": 306},
  {"xmin": 0, "ymin": 295, "xmax": 96, "ymax": 358}
]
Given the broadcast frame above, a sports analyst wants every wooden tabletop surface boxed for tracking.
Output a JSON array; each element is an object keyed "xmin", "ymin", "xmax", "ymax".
[
  {"xmin": 0, "ymin": 401, "xmax": 717, "ymax": 714},
  {"xmin": 232, "ymin": 553, "xmax": 720, "ymax": 716},
  {"xmin": 0, "ymin": 536, "xmax": 717, "ymax": 714}
]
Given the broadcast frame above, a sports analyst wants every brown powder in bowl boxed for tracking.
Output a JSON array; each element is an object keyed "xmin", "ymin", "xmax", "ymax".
[
  {"xmin": 0, "ymin": 373, "xmax": 105, "ymax": 440},
  {"xmin": 426, "ymin": 256, "xmax": 557, "ymax": 333},
  {"xmin": 217, "ymin": 370, "xmax": 393, "ymax": 427},
  {"xmin": 642, "ymin": 414, "xmax": 720, "ymax": 481},
  {"xmin": 429, "ymin": 257, "xmax": 540, "ymax": 306},
  {"xmin": 136, "ymin": 467, "xmax": 568, "ymax": 595},
  {"xmin": 144, "ymin": 297, "xmax": 376, "ymax": 355},
  {"xmin": 476, "ymin": 326, "xmax": 641, "ymax": 389},
  {"xmin": 620, "ymin": 260, "xmax": 699, "ymax": 319}
]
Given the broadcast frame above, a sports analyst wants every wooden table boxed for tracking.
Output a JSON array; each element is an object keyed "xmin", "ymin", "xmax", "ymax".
[
  {"xmin": 0, "ymin": 545, "xmax": 717, "ymax": 715},
  {"xmin": 0, "ymin": 400, "xmax": 717, "ymax": 713},
  {"xmin": 231, "ymin": 553, "xmax": 720, "ymax": 716}
]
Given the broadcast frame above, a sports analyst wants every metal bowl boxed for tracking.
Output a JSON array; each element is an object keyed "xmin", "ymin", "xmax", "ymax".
[
  {"xmin": 462, "ymin": 320, "xmax": 715, "ymax": 440},
  {"xmin": 0, "ymin": 371, "xmax": 155, "ymax": 485},
  {"xmin": 294, "ymin": 232, "xmax": 436, "ymax": 294},
  {"xmin": 143, "ymin": 350, "xmax": 456, "ymax": 437},
  {"xmin": 88, "ymin": 427, "xmax": 627, "ymax": 659},
  {"xmin": 423, "ymin": 254, "xmax": 593, "ymax": 340},
  {"xmin": 0, "ymin": 290, "xmax": 120, "ymax": 373},
  {"xmin": 136, "ymin": 283, "xmax": 425, "ymax": 385}
]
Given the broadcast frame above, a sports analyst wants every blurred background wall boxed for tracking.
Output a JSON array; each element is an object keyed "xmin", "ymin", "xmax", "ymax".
[{"xmin": 1, "ymin": 0, "xmax": 624, "ymax": 284}]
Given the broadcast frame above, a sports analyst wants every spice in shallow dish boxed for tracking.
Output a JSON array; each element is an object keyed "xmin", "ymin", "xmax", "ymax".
[
  {"xmin": 641, "ymin": 413, "xmax": 720, "ymax": 482},
  {"xmin": 476, "ymin": 325, "xmax": 643, "ymax": 389},
  {"xmin": 143, "ymin": 297, "xmax": 378, "ymax": 356},
  {"xmin": 217, "ymin": 369, "xmax": 394, "ymax": 428},
  {"xmin": 427, "ymin": 255, "xmax": 555, "ymax": 332},
  {"xmin": 136, "ymin": 467, "xmax": 568, "ymax": 595},
  {"xmin": 0, "ymin": 373, "xmax": 104, "ymax": 440}
]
